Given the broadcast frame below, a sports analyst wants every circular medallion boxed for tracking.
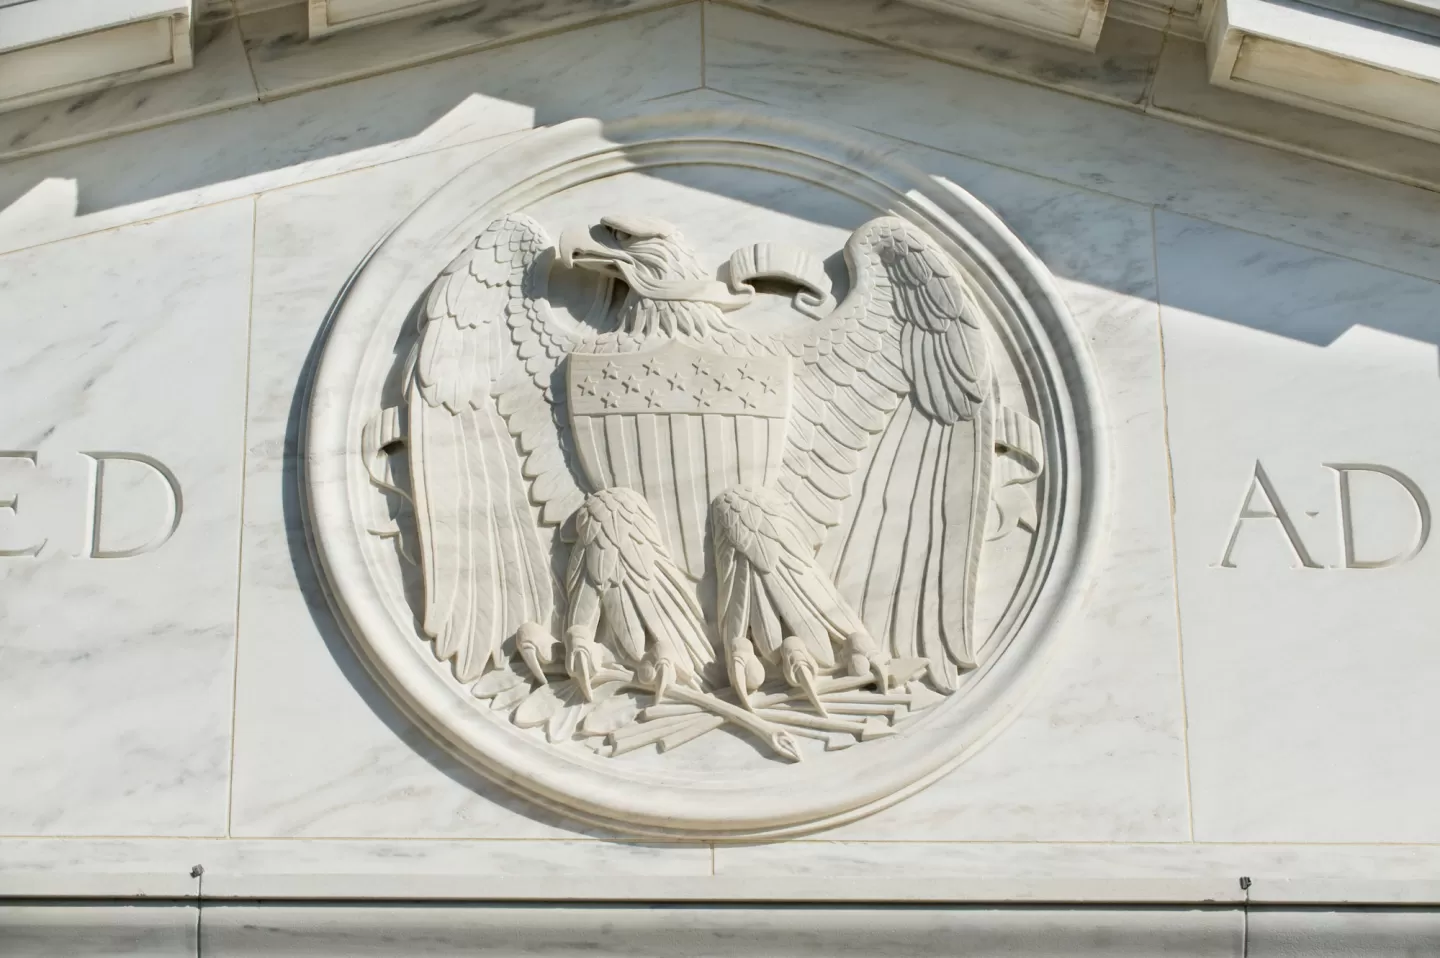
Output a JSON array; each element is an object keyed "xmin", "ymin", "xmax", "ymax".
[{"xmin": 303, "ymin": 106, "xmax": 1108, "ymax": 838}]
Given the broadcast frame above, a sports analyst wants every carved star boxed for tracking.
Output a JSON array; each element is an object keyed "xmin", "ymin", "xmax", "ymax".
[
  {"xmin": 691, "ymin": 358, "xmax": 714, "ymax": 378},
  {"xmin": 665, "ymin": 372, "xmax": 687, "ymax": 391},
  {"xmin": 641, "ymin": 359, "xmax": 662, "ymax": 377},
  {"xmin": 739, "ymin": 393, "xmax": 758, "ymax": 409},
  {"xmin": 601, "ymin": 394, "xmax": 621, "ymax": 409},
  {"xmin": 601, "ymin": 364, "xmax": 623, "ymax": 381},
  {"xmin": 622, "ymin": 378, "xmax": 643, "ymax": 394},
  {"xmin": 712, "ymin": 373, "xmax": 738, "ymax": 393},
  {"xmin": 760, "ymin": 379, "xmax": 779, "ymax": 395},
  {"xmin": 644, "ymin": 389, "xmax": 665, "ymax": 408},
  {"xmin": 577, "ymin": 375, "xmax": 601, "ymax": 397},
  {"xmin": 738, "ymin": 368, "xmax": 759, "ymax": 383}
]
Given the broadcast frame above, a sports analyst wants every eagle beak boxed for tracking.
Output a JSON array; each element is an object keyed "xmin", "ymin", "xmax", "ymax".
[{"xmin": 559, "ymin": 225, "xmax": 633, "ymax": 277}]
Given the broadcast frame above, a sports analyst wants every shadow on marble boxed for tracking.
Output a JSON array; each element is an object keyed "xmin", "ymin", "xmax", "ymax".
[
  {"xmin": 270, "ymin": 311, "xmax": 623, "ymax": 837},
  {"xmin": 702, "ymin": 5, "xmax": 1440, "ymax": 285},
  {"xmin": 0, "ymin": 18, "xmax": 258, "ymax": 162},
  {"xmin": 718, "ymin": 0, "xmax": 1165, "ymax": 107},
  {"xmin": 1147, "ymin": 34, "xmax": 1440, "ymax": 193},
  {"xmin": 0, "ymin": 5, "xmax": 700, "ymax": 253},
  {"xmin": 1155, "ymin": 212, "xmax": 1440, "ymax": 359},
  {"xmin": 236, "ymin": 0, "xmax": 682, "ymax": 99}
]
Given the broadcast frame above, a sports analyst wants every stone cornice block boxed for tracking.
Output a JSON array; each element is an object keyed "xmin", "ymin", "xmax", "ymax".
[
  {"xmin": 306, "ymin": 0, "xmax": 473, "ymax": 35},
  {"xmin": 902, "ymin": 0, "xmax": 1110, "ymax": 49},
  {"xmin": 1205, "ymin": 0, "xmax": 1440, "ymax": 144},
  {"xmin": 0, "ymin": 0, "xmax": 195, "ymax": 113}
]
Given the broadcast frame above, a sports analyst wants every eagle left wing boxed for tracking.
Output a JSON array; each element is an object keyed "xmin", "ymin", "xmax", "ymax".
[
  {"xmin": 778, "ymin": 216, "xmax": 995, "ymax": 689},
  {"xmin": 404, "ymin": 214, "xmax": 597, "ymax": 684}
]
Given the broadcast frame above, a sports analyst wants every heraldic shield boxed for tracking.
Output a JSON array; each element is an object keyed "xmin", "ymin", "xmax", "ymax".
[{"xmin": 566, "ymin": 343, "xmax": 793, "ymax": 578}]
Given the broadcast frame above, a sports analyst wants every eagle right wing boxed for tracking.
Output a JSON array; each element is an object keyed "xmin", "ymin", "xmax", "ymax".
[
  {"xmin": 777, "ymin": 217, "xmax": 995, "ymax": 688},
  {"xmin": 408, "ymin": 214, "xmax": 596, "ymax": 683}
]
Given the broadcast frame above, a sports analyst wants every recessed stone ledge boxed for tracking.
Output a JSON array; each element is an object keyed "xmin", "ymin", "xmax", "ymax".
[
  {"xmin": 1205, "ymin": 0, "xmax": 1440, "ymax": 144},
  {"xmin": 900, "ymin": 0, "xmax": 1111, "ymax": 49},
  {"xmin": 307, "ymin": 0, "xmax": 477, "ymax": 36},
  {"xmin": 0, "ymin": 0, "xmax": 195, "ymax": 114}
]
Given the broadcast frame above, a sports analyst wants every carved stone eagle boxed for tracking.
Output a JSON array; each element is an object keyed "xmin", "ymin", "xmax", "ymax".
[{"xmin": 376, "ymin": 211, "xmax": 1042, "ymax": 760}]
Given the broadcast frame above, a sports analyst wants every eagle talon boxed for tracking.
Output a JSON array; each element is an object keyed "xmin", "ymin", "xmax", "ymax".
[
  {"xmin": 844, "ymin": 631, "xmax": 892, "ymax": 692},
  {"xmin": 781, "ymin": 636, "xmax": 828, "ymax": 717},
  {"xmin": 727, "ymin": 638, "xmax": 766, "ymax": 710},
  {"xmin": 517, "ymin": 622, "xmax": 561, "ymax": 685},
  {"xmin": 566, "ymin": 627, "xmax": 601, "ymax": 701}
]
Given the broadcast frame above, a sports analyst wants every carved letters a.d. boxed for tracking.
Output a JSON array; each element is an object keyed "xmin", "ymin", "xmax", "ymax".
[{"xmin": 1219, "ymin": 460, "xmax": 1429, "ymax": 570}]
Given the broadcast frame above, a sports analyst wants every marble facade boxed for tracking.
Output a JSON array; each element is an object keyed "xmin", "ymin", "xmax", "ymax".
[{"xmin": 4, "ymin": 1, "xmax": 1440, "ymax": 954}]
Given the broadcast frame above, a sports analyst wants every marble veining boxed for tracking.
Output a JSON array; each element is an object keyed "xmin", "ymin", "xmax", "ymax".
[
  {"xmin": 229, "ymin": 139, "xmax": 605, "ymax": 839},
  {"xmin": 0, "ymin": 200, "xmax": 253, "ymax": 836},
  {"xmin": 814, "ymin": 140, "xmax": 1188, "ymax": 842},
  {"xmin": 0, "ymin": 5, "xmax": 700, "ymax": 257},
  {"xmin": 0, "ymin": 18, "xmax": 258, "ymax": 163},
  {"xmin": 1148, "ymin": 34, "xmax": 1440, "ymax": 193},
  {"xmin": 237, "ymin": 0, "xmax": 686, "ymax": 99},
  {"xmin": 1158, "ymin": 211, "xmax": 1440, "ymax": 844},
  {"xmin": 723, "ymin": 0, "xmax": 1165, "ymax": 107},
  {"xmin": 702, "ymin": 5, "xmax": 1440, "ymax": 284}
]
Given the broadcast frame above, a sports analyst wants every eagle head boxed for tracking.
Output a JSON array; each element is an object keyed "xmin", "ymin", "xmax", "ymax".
[
  {"xmin": 559, "ymin": 213, "xmax": 705, "ymax": 285},
  {"xmin": 559, "ymin": 214, "xmax": 735, "ymax": 338}
]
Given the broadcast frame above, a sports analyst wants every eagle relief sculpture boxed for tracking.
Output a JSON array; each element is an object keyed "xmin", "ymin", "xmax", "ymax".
[{"xmin": 362, "ymin": 211, "xmax": 1043, "ymax": 763}]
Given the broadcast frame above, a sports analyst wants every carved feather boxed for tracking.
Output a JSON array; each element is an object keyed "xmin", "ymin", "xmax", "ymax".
[
  {"xmin": 779, "ymin": 216, "xmax": 995, "ymax": 679},
  {"xmin": 407, "ymin": 214, "xmax": 595, "ymax": 683}
]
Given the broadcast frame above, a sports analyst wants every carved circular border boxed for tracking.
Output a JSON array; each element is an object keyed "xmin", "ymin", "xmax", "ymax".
[{"xmin": 303, "ymin": 106, "xmax": 1109, "ymax": 839}]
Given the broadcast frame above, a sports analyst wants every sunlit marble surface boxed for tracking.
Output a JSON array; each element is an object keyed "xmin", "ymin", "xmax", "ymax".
[
  {"xmin": 0, "ymin": 0, "xmax": 1439, "ymax": 905},
  {"xmin": 1158, "ymin": 213, "xmax": 1440, "ymax": 844},
  {"xmin": 0, "ymin": 201, "xmax": 253, "ymax": 836}
]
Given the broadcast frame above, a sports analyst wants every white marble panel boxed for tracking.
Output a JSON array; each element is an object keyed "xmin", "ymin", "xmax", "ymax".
[
  {"xmin": 808, "ymin": 142, "xmax": 1187, "ymax": 841},
  {"xmin": 1157, "ymin": 212, "xmax": 1440, "ymax": 843},
  {"xmin": 0, "ymin": 904, "xmax": 197, "ymax": 958},
  {"xmin": 702, "ymin": 5, "xmax": 1440, "ymax": 284},
  {"xmin": 237, "ymin": 0, "xmax": 686, "ymax": 99},
  {"xmin": 0, "ymin": 200, "xmax": 253, "ymax": 835},
  {"xmin": 0, "ymin": 5, "xmax": 700, "ymax": 256},
  {"xmin": 0, "ymin": 19, "xmax": 257, "ymax": 162},
  {"xmin": 721, "ymin": 0, "xmax": 1164, "ymax": 106}
]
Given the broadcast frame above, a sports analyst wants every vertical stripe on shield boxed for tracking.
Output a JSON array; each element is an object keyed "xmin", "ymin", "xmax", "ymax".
[
  {"xmin": 670, "ymin": 415, "xmax": 706, "ymax": 576},
  {"xmin": 701, "ymin": 414, "xmax": 730, "ymax": 528},
  {"xmin": 634, "ymin": 413, "xmax": 675, "ymax": 562},
  {"xmin": 603, "ymin": 415, "xmax": 635, "ymax": 489},
  {"xmin": 573, "ymin": 415, "xmax": 613, "ymax": 491}
]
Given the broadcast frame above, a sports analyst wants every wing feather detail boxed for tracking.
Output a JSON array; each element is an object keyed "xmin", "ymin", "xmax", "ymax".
[
  {"xmin": 781, "ymin": 216, "xmax": 996, "ymax": 680},
  {"xmin": 407, "ymin": 213, "xmax": 594, "ymax": 683}
]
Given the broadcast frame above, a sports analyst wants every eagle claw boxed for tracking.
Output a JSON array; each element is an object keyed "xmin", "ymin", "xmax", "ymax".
[{"xmin": 566, "ymin": 627, "xmax": 601, "ymax": 701}]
